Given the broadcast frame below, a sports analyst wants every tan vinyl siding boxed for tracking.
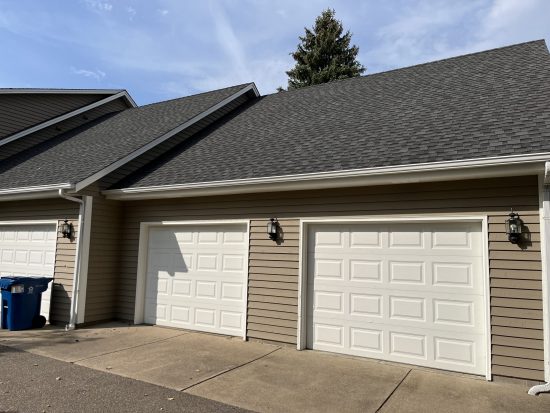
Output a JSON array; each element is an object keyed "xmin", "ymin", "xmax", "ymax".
[
  {"xmin": 0, "ymin": 93, "xmax": 106, "ymax": 139},
  {"xmin": 79, "ymin": 184, "xmax": 122, "ymax": 323},
  {"xmin": 0, "ymin": 97, "xmax": 129, "ymax": 161},
  {"xmin": 0, "ymin": 199, "xmax": 79, "ymax": 323},
  {"xmin": 117, "ymin": 175, "xmax": 543, "ymax": 381}
]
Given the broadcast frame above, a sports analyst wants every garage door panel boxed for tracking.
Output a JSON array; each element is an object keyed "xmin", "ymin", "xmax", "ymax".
[
  {"xmin": 144, "ymin": 224, "xmax": 247, "ymax": 337},
  {"xmin": 0, "ymin": 224, "xmax": 56, "ymax": 321},
  {"xmin": 308, "ymin": 222, "xmax": 487, "ymax": 375}
]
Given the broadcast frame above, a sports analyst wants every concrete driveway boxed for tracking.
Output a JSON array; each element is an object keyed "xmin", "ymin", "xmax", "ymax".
[{"xmin": 1, "ymin": 322, "xmax": 549, "ymax": 413}]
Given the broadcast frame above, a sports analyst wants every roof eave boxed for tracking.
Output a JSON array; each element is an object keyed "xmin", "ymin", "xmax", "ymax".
[
  {"xmin": 102, "ymin": 153, "xmax": 550, "ymax": 201},
  {"xmin": 0, "ymin": 183, "xmax": 73, "ymax": 202}
]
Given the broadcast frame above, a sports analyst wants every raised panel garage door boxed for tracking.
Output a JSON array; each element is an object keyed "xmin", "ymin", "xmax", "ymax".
[
  {"xmin": 307, "ymin": 222, "xmax": 487, "ymax": 376},
  {"xmin": 144, "ymin": 224, "xmax": 247, "ymax": 336},
  {"xmin": 0, "ymin": 224, "xmax": 57, "ymax": 320}
]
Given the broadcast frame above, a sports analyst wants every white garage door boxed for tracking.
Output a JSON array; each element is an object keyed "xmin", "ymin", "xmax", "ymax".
[
  {"xmin": 307, "ymin": 222, "xmax": 487, "ymax": 375},
  {"xmin": 144, "ymin": 224, "xmax": 248, "ymax": 336},
  {"xmin": 0, "ymin": 224, "xmax": 57, "ymax": 320}
]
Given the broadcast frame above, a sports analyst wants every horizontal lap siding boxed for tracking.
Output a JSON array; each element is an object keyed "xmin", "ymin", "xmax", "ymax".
[
  {"xmin": 118, "ymin": 175, "xmax": 543, "ymax": 380},
  {"xmin": 80, "ymin": 184, "xmax": 122, "ymax": 323},
  {"xmin": 248, "ymin": 219, "xmax": 300, "ymax": 344},
  {"xmin": 0, "ymin": 199, "xmax": 80, "ymax": 323}
]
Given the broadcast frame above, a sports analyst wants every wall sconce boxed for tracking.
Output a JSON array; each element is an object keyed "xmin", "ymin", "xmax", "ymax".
[
  {"xmin": 60, "ymin": 219, "xmax": 74, "ymax": 239},
  {"xmin": 267, "ymin": 218, "xmax": 279, "ymax": 241},
  {"xmin": 505, "ymin": 210, "xmax": 523, "ymax": 244}
]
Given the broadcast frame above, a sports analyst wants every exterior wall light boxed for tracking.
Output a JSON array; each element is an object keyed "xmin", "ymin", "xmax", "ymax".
[
  {"xmin": 505, "ymin": 210, "xmax": 523, "ymax": 244},
  {"xmin": 60, "ymin": 219, "xmax": 74, "ymax": 239},
  {"xmin": 267, "ymin": 218, "xmax": 279, "ymax": 241}
]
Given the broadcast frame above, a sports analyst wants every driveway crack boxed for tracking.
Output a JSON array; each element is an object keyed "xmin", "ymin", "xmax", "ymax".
[
  {"xmin": 71, "ymin": 332, "xmax": 190, "ymax": 363},
  {"xmin": 375, "ymin": 368, "xmax": 412, "ymax": 412},
  {"xmin": 180, "ymin": 347, "xmax": 281, "ymax": 392}
]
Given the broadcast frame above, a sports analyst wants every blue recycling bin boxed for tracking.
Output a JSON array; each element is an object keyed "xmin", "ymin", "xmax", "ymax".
[{"xmin": 0, "ymin": 277, "xmax": 53, "ymax": 331}]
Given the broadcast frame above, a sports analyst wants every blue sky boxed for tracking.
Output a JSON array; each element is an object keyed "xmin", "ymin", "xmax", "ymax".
[{"xmin": 0, "ymin": 0, "xmax": 549, "ymax": 105}]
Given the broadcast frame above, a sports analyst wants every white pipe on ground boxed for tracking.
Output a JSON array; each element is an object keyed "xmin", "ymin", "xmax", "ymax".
[
  {"xmin": 58, "ymin": 189, "xmax": 85, "ymax": 330},
  {"xmin": 529, "ymin": 382, "xmax": 550, "ymax": 396}
]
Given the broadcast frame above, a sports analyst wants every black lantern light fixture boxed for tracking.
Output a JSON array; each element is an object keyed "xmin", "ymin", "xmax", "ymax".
[
  {"xmin": 505, "ymin": 210, "xmax": 523, "ymax": 244},
  {"xmin": 267, "ymin": 218, "xmax": 279, "ymax": 241},
  {"xmin": 60, "ymin": 219, "xmax": 73, "ymax": 239}
]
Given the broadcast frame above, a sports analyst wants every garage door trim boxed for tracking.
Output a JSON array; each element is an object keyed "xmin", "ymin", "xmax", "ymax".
[
  {"xmin": 297, "ymin": 216, "xmax": 491, "ymax": 380},
  {"xmin": 134, "ymin": 219, "xmax": 250, "ymax": 340}
]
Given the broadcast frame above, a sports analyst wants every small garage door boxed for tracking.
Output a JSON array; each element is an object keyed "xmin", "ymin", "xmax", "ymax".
[
  {"xmin": 0, "ymin": 224, "xmax": 57, "ymax": 320},
  {"xmin": 144, "ymin": 224, "xmax": 248, "ymax": 336},
  {"xmin": 307, "ymin": 222, "xmax": 487, "ymax": 375}
]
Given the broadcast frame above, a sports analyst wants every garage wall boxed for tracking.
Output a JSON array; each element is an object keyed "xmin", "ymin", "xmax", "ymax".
[
  {"xmin": 118, "ymin": 175, "xmax": 543, "ymax": 381},
  {"xmin": 0, "ymin": 198, "xmax": 80, "ymax": 323},
  {"xmin": 78, "ymin": 184, "xmax": 122, "ymax": 324}
]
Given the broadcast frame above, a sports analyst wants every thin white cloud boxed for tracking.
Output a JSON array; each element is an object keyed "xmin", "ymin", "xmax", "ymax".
[
  {"xmin": 157, "ymin": 9, "xmax": 169, "ymax": 16},
  {"xmin": 70, "ymin": 67, "xmax": 106, "ymax": 81},
  {"xmin": 126, "ymin": 6, "xmax": 136, "ymax": 21},
  {"xmin": 83, "ymin": 0, "xmax": 113, "ymax": 13}
]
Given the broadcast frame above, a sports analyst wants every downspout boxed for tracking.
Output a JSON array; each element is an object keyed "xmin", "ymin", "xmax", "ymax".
[
  {"xmin": 530, "ymin": 166, "xmax": 550, "ymax": 395},
  {"xmin": 58, "ymin": 189, "xmax": 84, "ymax": 330}
]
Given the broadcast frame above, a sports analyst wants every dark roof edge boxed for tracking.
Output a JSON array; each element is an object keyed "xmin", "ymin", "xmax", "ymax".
[
  {"xmin": 264, "ymin": 39, "xmax": 548, "ymax": 97},
  {"xmin": 72, "ymin": 82, "xmax": 259, "ymax": 192},
  {"xmin": 0, "ymin": 88, "xmax": 125, "ymax": 95}
]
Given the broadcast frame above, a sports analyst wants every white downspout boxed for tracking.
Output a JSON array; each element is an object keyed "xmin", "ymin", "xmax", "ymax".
[
  {"xmin": 530, "ymin": 168, "xmax": 550, "ymax": 395},
  {"xmin": 58, "ymin": 189, "xmax": 84, "ymax": 330}
]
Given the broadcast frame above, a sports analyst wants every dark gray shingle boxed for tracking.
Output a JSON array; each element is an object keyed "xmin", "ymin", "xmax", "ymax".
[
  {"xmin": 115, "ymin": 40, "xmax": 550, "ymax": 190},
  {"xmin": 0, "ymin": 84, "xmax": 250, "ymax": 189}
]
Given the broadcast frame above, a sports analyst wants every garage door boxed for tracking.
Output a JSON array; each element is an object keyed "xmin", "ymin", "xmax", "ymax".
[
  {"xmin": 307, "ymin": 222, "xmax": 487, "ymax": 375},
  {"xmin": 0, "ymin": 224, "xmax": 57, "ymax": 320},
  {"xmin": 144, "ymin": 224, "xmax": 248, "ymax": 336}
]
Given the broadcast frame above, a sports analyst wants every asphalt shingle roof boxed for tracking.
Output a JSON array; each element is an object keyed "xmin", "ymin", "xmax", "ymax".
[
  {"xmin": 0, "ymin": 84, "xmax": 250, "ymax": 189},
  {"xmin": 114, "ymin": 40, "xmax": 550, "ymax": 190}
]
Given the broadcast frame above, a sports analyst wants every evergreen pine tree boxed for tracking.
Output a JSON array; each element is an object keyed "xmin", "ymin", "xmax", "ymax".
[{"xmin": 285, "ymin": 9, "xmax": 365, "ymax": 89}]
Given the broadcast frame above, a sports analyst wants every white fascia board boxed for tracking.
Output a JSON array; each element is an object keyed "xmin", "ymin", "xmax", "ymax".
[
  {"xmin": 0, "ymin": 91, "xmax": 136, "ymax": 148},
  {"xmin": 73, "ymin": 83, "xmax": 258, "ymax": 193},
  {"xmin": 103, "ymin": 153, "xmax": 550, "ymax": 200},
  {"xmin": 0, "ymin": 184, "xmax": 72, "ymax": 202}
]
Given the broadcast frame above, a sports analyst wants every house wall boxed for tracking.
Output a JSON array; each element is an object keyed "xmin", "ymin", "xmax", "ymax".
[
  {"xmin": 117, "ymin": 175, "xmax": 544, "ymax": 381},
  {"xmin": 0, "ymin": 93, "xmax": 106, "ymax": 139},
  {"xmin": 0, "ymin": 97, "xmax": 129, "ymax": 161},
  {"xmin": 78, "ymin": 184, "xmax": 122, "ymax": 323},
  {"xmin": 0, "ymin": 198, "xmax": 80, "ymax": 323}
]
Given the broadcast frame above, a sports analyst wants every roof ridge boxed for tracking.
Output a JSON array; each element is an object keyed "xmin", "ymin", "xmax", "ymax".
[
  {"xmin": 265, "ymin": 39, "xmax": 548, "ymax": 97},
  {"xmin": 137, "ymin": 83, "xmax": 253, "ymax": 109}
]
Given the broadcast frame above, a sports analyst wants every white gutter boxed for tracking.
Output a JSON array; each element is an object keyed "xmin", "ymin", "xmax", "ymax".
[
  {"xmin": 103, "ymin": 152, "xmax": 550, "ymax": 200},
  {"xmin": 0, "ymin": 91, "xmax": 136, "ymax": 148},
  {"xmin": 57, "ymin": 189, "xmax": 87, "ymax": 330},
  {"xmin": 73, "ymin": 83, "xmax": 258, "ymax": 192},
  {"xmin": 0, "ymin": 184, "xmax": 72, "ymax": 202}
]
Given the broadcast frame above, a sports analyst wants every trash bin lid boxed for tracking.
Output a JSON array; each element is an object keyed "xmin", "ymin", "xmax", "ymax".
[{"xmin": 0, "ymin": 276, "xmax": 53, "ymax": 290}]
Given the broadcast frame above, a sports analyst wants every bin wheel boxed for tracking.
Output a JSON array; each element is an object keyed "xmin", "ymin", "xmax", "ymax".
[{"xmin": 32, "ymin": 315, "xmax": 47, "ymax": 329}]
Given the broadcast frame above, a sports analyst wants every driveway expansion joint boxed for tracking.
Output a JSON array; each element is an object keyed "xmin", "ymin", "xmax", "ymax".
[
  {"xmin": 70, "ymin": 331, "xmax": 190, "ymax": 363},
  {"xmin": 375, "ymin": 368, "xmax": 412, "ymax": 412},
  {"xmin": 180, "ymin": 346, "xmax": 282, "ymax": 392}
]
